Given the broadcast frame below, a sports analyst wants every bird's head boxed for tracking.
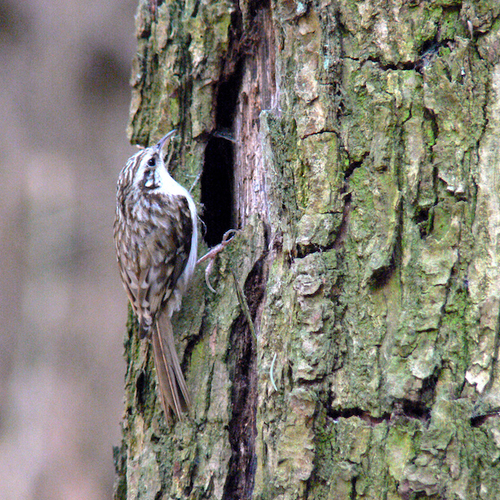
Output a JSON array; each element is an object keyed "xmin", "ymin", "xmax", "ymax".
[{"xmin": 131, "ymin": 130, "xmax": 176, "ymax": 191}]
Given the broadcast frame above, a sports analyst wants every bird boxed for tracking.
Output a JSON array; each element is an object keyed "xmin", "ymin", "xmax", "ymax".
[{"xmin": 113, "ymin": 130, "xmax": 197, "ymax": 421}]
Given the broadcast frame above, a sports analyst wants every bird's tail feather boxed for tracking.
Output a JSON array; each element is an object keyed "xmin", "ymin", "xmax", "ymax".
[{"xmin": 152, "ymin": 313, "xmax": 190, "ymax": 421}]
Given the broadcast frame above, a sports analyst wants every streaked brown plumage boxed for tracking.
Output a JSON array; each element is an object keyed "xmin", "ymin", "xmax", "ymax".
[{"xmin": 114, "ymin": 130, "xmax": 197, "ymax": 421}]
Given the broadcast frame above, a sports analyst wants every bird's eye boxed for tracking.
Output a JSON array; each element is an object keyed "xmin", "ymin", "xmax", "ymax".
[{"xmin": 147, "ymin": 157, "xmax": 156, "ymax": 167}]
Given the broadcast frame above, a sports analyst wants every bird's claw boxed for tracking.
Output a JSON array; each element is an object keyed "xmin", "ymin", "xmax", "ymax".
[{"xmin": 197, "ymin": 229, "xmax": 238, "ymax": 292}]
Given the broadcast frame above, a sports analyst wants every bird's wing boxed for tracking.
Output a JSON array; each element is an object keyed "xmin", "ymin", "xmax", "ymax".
[{"xmin": 115, "ymin": 193, "xmax": 194, "ymax": 336}]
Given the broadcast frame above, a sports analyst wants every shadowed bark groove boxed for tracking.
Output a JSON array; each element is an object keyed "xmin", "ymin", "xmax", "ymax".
[{"xmin": 224, "ymin": 255, "xmax": 268, "ymax": 499}]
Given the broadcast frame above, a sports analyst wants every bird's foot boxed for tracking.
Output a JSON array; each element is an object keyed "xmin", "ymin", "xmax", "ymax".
[{"xmin": 197, "ymin": 229, "xmax": 237, "ymax": 292}]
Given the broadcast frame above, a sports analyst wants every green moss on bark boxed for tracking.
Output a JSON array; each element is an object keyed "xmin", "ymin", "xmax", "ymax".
[{"xmin": 116, "ymin": 0, "xmax": 500, "ymax": 499}]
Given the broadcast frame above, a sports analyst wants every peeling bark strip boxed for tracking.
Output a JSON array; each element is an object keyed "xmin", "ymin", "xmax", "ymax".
[
  {"xmin": 234, "ymin": 3, "xmax": 276, "ymax": 229},
  {"xmin": 116, "ymin": 0, "xmax": 500, "ymax": 499}
]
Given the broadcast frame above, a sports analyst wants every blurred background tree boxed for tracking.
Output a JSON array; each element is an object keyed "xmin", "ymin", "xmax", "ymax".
[
  {"xmin": 4, "ymin": 1, "xmax": 500, "ymax": 500},
  {"xmin": 0, "ymin": 1, "xmax": 137, "ymax": 498}
]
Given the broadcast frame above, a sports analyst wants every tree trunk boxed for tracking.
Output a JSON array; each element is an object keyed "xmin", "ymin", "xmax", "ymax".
[{"xmin": 114, "ymin": 1, "xmax": 500, "ymax": 499}]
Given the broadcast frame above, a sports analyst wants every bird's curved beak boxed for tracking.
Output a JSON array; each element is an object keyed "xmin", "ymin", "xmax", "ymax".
[{"xmin": 155, "ymin": 129, "xmax": 177, "ymax": 151}]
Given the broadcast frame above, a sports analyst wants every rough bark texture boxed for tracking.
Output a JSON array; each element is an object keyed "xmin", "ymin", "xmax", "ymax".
[{"xmin": 114, "ymin": 1, "xmax": 500, "ymax": 499}]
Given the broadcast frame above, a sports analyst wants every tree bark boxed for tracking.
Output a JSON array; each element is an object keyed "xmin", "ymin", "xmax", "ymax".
[{"xmin": 114, "ymin": 1, "xmax": 500, "ymax": 499}]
